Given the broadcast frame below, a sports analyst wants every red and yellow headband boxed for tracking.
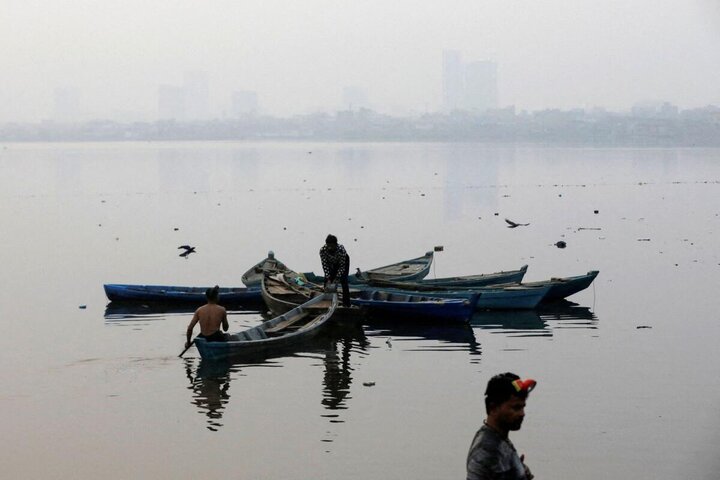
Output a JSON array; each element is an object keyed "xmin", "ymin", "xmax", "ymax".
[{"xmin": 511, "ymin": 378, "xmax": 537, "ymax": 393}]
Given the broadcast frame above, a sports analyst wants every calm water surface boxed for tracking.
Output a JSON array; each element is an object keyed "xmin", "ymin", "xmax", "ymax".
[{"xmin": 0, "ymin": 142, "xmax": 719, "ymax": 479}]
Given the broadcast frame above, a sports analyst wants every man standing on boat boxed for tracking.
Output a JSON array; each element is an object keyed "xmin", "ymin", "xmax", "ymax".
[
  {"xmin": 466, "ymin": 372, "xmax": 536, "ymax": 480},
  {"xmin": 185, "ymin": 285, "xmax": 229, "ymax": 349},
  {"xmin": 319, "ymin": 234, "xmax": 351, "ymax": 307}
]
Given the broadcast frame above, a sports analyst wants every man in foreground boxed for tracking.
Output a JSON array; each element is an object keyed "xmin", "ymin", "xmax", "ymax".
[
  {"xmin": 466, "ymin": 372, "xmax": 537, "ymax": 480},
  {"xmin": 319, "ymin": 234, "xmax": 351, "ymax": 307},
  {"xmin": 185, "ymin": 285, "xmax": 229, "ymax": 349}
]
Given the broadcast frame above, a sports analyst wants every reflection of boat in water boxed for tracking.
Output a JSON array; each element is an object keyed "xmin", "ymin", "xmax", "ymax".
[
  {"xmin": 538, "ymin": 301, "xmax": 598, "ymax": 329},
  {"xmin": 183, "ymin": 321, "xmax": 367, "ymax": 431},
  {"xmin": 363, "ymin": 318, "xmax": 480, "ymax": 355},
  {"xmin": 470, "ymin": 301, "xmax": 598, "ymax": 335},
  {"xmin": 471, "ymin": 310, "xmax": 547, "ymax": 331}
]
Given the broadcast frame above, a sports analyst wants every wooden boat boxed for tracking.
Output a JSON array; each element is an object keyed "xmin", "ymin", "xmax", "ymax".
[
  {"xmin": 193, "ymin": 293, "xmax": 338, "ymax": 361},
  {"xmin": 302, "ymin": 251, "xmax": 434, "ymax": 285},
  {"xmin": 505, "ymin": 270, "xmax": 599, "ymax": 303},
  {"xmin": 261, "ymin": 273, "xmax": 323, "ymax": 316},
  {"xmin": 103, "ymin": 283, "xmax": 263, "ymax": 306},
  {"xmin": 351, "ymin": 290, "xmax": 480, "ymax": 323},
  {"xmin": 368, "ymin": 265, "xmax": 528, "ymax": 288},
  {"xmin": 264, "ymin": 272, "xmax": 478, "ymax": 322},
  {"xmin": 356, "ymin": 284, "xmax": 551, "ymax": 310},
  {"xmin": 241, "ymin": 252, "xmax": 290, "ymax": 287}
]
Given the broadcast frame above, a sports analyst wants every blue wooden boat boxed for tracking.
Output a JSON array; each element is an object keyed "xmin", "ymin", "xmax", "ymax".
[
  {"xmin": 263, "ymin": 272, "xmax": 477, "ymax": 322},
  {"xmin": 103, "ymin": 283, "xmax": 263, "ymax": 306},
  {"xmin": 356, "ymin": 284, "xmax": 551, "ymax": 310},
  {"xmin": 368, "ymin": 265, "xmax": 528, "ymax": 288},
  {"xmin": 351, "ymin": 290, "xmax": 480, "ymax": 323},
  {"xmin": 302, "ymin": 251, "xmax": 434, "ymax": 285},
  {"xmin": 513, "ymin": 270, "xmax": 599, "ymax": 302},
  {"xmin": 193, "ymin": 293, "xmax": 338, "ymax": 361}
]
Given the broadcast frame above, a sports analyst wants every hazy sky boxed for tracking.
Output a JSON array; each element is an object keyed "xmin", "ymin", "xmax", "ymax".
[{"xmin": 2, "ymin": 0, "xmax": 719, "ymax": 121}]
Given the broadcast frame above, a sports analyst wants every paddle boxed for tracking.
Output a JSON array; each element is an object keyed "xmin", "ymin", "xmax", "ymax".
[{"xmin": 178, "ymin": 339, "xmax": 195, "ymax": 358}]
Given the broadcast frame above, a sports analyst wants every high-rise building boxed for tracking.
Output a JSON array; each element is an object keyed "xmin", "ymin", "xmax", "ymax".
[
  {"xmin": 442, "ymin": 51, "xmax": 499, "ymax": 113},
  {"xmin": 442, "ymin": 50, "xmax": 464, "ymax": 112},
  {"xmin": 464, "ymin": 61, "xmax": 498, "ymax": 112},
  {"xmin": 231, "ymin": 90, "xmax": 259, "ymax": 116}
]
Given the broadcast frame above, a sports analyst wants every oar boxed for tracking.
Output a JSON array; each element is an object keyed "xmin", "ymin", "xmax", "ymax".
[{"xmin": 178, "ymin": 339, "xmax": 195, "ymax": 358}]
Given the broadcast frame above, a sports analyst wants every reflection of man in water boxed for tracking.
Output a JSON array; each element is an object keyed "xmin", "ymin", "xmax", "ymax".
[
  {"xmin": 466, "ymin": 372, "xmax": 536, "ymax": 480},
  {"xmin": 185, "ymin": 360, "xmax": 231, "ymax": 432},
  {"xmin": 185, "ymin": 285, "xmax": 229, "ymax": 349},
  {"xmin": 319, "ymin": 234, "xmax": 351, "ymax": 307}
]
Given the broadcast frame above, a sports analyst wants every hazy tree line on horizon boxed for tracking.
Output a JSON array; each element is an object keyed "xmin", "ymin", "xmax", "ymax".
[{"xmin": 1, "ymin": 103, "xmax": 719, "ymax": 146}]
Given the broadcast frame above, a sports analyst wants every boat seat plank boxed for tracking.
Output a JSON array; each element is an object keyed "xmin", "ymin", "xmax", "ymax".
[{"xmin": 265, "ymin": 312, "xmax": 311, "ymax": 333}]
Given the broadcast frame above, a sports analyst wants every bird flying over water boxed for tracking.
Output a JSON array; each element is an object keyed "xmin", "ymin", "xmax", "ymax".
[
  {"xmin": 505, "ymin": 218, "xmax": 530, "ymax": 228},
  {"xmin": 178, "ymin": 245, "xmax": 196, "ymax": 257}
]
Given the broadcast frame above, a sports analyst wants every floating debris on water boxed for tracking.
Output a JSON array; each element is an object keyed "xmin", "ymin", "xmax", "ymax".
[
  {"xmin": 363, "ymin": 382, "xmax": 376, "ymax": 387},
  {"xmin": 637, "ymin": 238, "xmax": 651, "ymax": 242},
  {"xmin": 555, "ymin": 241, "xmax": 567, "ymax": 248},
  {"xmin": 594, "ymin": 210, "xmax": 599, "ymax": 214},
  {"xmin": 636, "ymin": 325, "xmax": 652, "ymax": 329},
  {"xmin": 78, "ymin": 305, "xmax": 87, "ymax": 309}
]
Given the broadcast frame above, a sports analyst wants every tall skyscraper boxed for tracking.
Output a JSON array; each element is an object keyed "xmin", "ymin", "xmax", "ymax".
[
  {"xmin": 442, "ymin": 50, "xmax": 464, "ymax": 112},
  {"xmin": 464, "ymin": 61, "xmax": 498, "ymax": 112},
  {"xmin": 442, "ymin": 51, "xmax": 499, "ymax": 113}
]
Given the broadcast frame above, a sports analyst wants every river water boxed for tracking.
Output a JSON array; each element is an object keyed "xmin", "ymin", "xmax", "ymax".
[{"xmin": 0, "ymin": 142, "xmax": 718, "ymax": 479}]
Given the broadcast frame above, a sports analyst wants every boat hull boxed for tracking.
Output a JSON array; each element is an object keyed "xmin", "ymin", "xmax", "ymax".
[
  {"xmin": 351, "ymin": 290, "xmax": 479, "ymax": 323},
  {"xmin": 194, "ymin": 293, "xmax": 338, "ymax": 361},
  {"xmin": 372, "ymin": 265, "xmax": 528, "ymax": 288},
  {"xmin": 302, "ymin": 251, "xmax": 434, "ymax": 285},
  {"xmin": 103, "ymin": 284, "xmax": 262, "ymax": 306}
]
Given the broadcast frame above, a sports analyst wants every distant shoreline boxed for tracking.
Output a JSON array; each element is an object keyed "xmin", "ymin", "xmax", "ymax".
[{"xmin": 2, "ymin": 107, "xmax": 719, "ymax": 146}]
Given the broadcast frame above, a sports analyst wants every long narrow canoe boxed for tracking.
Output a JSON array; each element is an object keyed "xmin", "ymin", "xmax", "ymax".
[
  {"xmin": 358, "ymin": 270, "xmax": 599, "ymax": 305},
  {"xmin": 368, "ymin": 265, "xmax": 528, "ymax": 288},
  {"xmin": 352, "ymin": 290, "xmax": 480, "ymax": 323},
  {"xmin": 194, "ymin": 293, "xmax": 338, "ymax": 361},
  {"xmin": 356, "ymin": 284, "xmax": 551, "ymax": 310},
  {"xmin": 497, "ymin": 270, "xmax": 599, "ymax": 303},
  {"xmin": 302, "ymin": 251, "xmax": 434, "ymax": 285},
  {"xmin": 103, "ymin": 283, "xmax": 263, "ymax": 306}
]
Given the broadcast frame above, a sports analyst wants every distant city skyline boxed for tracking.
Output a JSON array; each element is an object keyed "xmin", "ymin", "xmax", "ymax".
[{"xmin": 2, "ymin": 1, "xmax": 719, "ymax": 123}]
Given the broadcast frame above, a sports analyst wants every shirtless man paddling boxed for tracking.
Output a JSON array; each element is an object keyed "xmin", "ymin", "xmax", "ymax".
[{"xmin": 185, "ymin": 285, "xmax": 229, "ymax": 349}]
